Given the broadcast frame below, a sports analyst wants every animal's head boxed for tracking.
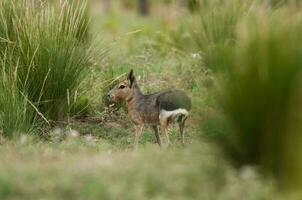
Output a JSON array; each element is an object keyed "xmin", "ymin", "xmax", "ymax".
[{"xmin": 107, "ymin": 69, "xmax": 137, "ymax": 102}]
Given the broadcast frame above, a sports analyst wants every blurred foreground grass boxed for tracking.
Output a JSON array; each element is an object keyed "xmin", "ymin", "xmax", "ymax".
[{"xmin": 0, "ymin": 132, "xmax": 276, "ymax": 200}]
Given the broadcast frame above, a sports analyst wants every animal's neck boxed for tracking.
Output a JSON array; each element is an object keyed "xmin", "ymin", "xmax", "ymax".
[
  {"xmin": 127, "ymin": 84, "xmax": 143, "ymax": 114},
  {"xmin": 127, "ymin": 84, "xmax": 143, "ymax": 102},
  {"xmin": 134, "ymin": 84, "xmax": 143, "ymax": 96}
]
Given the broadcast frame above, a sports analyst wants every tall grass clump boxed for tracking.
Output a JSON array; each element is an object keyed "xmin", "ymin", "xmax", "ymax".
[
  {"xmin": 0, "ymin": 0, "xmax": 94, "ymax": 122},
  {"xmin": 191, "ymin": 0, "xmax": 302, "ymax": 189},
  {"xmin": 0, "ymin": 0, "xmax": 96, "ymax": 135},
  {"xmin": 211, "ymin": 8, "xmax": 302, "ymax": 189},
  {"xmin": 192, "ymin": 0, "xmax": 260, "ymax": 71}
]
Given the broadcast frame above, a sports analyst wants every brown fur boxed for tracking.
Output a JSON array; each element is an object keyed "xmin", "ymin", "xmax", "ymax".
[{"xmin": 108, "ymin": 70, "xmax": 191, "ymax": 149}]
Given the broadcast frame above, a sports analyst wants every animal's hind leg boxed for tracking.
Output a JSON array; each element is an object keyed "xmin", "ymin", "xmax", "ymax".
[
  {"xmin": 178, "ymin": 116, "xmax": 187, "ymax": 146},
  {"xmin": 152, "ymin": 125, "xmax": 161, "ymax": 147},
  {"xmin": 159, "ymin": 111, "xmax": 171, "ymax": 146},
  {"xmin": 160, "ymin": 120, "xmax": 170, "ymax": 146}
]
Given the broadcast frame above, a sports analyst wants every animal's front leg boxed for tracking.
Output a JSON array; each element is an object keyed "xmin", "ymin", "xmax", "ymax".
[
  {"xmin": 152, "ymin": 125, "xmax": 161, "ymax": 147},
  {"xmin": 134, "ymin": 124, "xmax": 144, "ymax": 150}
]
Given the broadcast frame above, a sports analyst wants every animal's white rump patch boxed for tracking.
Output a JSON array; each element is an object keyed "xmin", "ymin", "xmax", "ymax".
[{"xmin": 159, "ymin": 108, "xmax": 189, "ymax": 122}]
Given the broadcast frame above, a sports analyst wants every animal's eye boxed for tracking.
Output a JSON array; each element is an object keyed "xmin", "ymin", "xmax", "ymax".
[{"xmin": 119, "ymin": 85, "xmax": 125, "ymax": 89}]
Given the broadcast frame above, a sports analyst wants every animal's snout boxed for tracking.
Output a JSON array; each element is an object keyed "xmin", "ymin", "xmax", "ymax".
[
  {"xmin": 107, "ymin": 93, "xmax": 112, "ymax": 101},
  {"xmin": 107, "ymin": 89, "xmax": 116, "ymax": 101}
]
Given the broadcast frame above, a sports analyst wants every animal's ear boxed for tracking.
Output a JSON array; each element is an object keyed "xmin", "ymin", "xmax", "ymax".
[{"xmin": 128, "ymin": 69, "xmax": 136, "ymax": 88}]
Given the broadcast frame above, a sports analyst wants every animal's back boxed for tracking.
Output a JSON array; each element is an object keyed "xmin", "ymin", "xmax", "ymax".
[{"xmin": 157, "ymin": 90, "xmax": 191, "ymax": 111}]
